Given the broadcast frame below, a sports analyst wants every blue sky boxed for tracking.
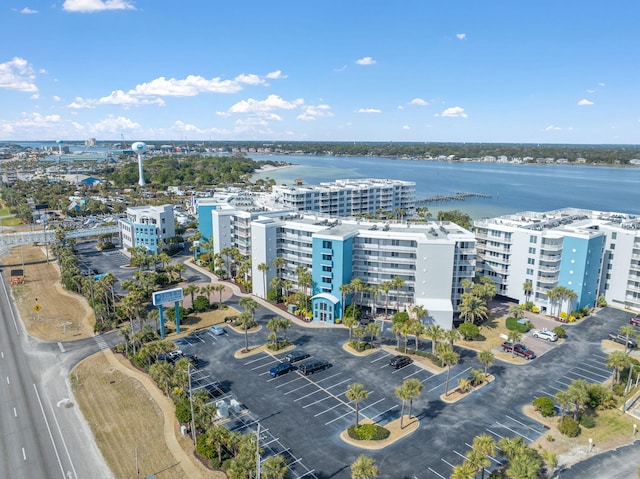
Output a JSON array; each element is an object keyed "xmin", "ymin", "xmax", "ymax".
[{"xmin": 1, "ymin": 0, "xmax": 639, "ymax": 144}]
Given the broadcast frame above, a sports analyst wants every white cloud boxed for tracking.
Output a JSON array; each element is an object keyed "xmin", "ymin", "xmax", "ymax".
[
  {"xmin": 265, "ymin": 70, "xmax": 287, "ymax": 79},
  {"xmin": 234, "ymin": 73, "xmax": 264, "ymax": 86},
  {"xmin": 410, "ymin": 98, "xmax": 428, "ymax": 106},
  {"xmin": 88, "ymin": 115, "xmax": 140, "ymax": 133},
  {"xmin": 544, "ymin": 125, "xmax": 562, "ymax": 131},
  {"xmin": 456, "ymin": 33, "xmax": 467, "ymax": 40},
  {"xmin": 30, "ymin": 93, "xmax": 39, "ymax": 100},
  {"xmin": 402, "ymin": 125, "xmax": 410, "ymax": 130},
  {"xmin": 577, "ymin": 99, "xmax": 594, "ymax": 106},
  {"xmin": 68, "ymin": 90, "xmax": 165, "ymax": 108},
  {"xmin": 334, "ymin": 65, "xmax": 348, "ymax": 72},
  {"xmin": 0, "ymin": 57, "xmax": 38, "ymax": 92},
  {"xmin": 171, "ymin": 120, "xmax": 205, "ymax": 134},
  {"xmin": 356, "ymin": 108, "xmax": 381, "ymax": 113},
  {"xmin": 220, "ymin": 94, "xmax": 304, "ymax": 118},
  {"xmin": 20, "ymin": 7, "xmax": 38, "ymax": 14},
  {"xmin": 440, "ymin": 106, "xmax": 468, "ymax": 118},
  {"xmin": 297, "ymin": 104, "xmax": 333, "ymax": 121},
  {"xmin": 598, "ymin": 82, "xmax": 606, "ymax": 87},
  {"xmin": 355, "ymin": 56, "xmax": 376, "ymax": 66},
  {"xmin": 62, "ymin": 0, "xmax": 136, "ymax": 13},
  {"xmin": 52, "ymin": 95, "xmax": 61, "ymax": 102},
  {"xmin": 586, "ymin": 89, "xmax": 596, "ymax": 94}
]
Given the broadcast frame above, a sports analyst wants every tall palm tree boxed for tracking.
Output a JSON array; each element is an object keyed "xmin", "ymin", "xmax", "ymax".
[
  {"xmin": 201, "ymin": 284, "xmax": 214, "ymax": 304},
  {"xmin": 606, "ymin": 350, "xmax": 630, "ymax": 387},
  {"xmin": 470, "ymin": 433, "xmax": 496, "ymax": 479},
  {"xmin": 413, "ymin": 304, "xmax": 428, "ymax": 324},
  {"xmin": 458, "ymin": 294, "xmax": 489, "ymax": 324},
  {"xmin": 425, "ymin": 324, "xmax": 445, "ymax": 355},
  {"xmin": 404, "ymin": 378, "xmax": 423, "ymax": 421},
  {"xmin": 619, "ymin": 324, "xmax": 637, "ymax": 354},
  {"xmin": 441, "ymin": 347, "xmax": 460, "ymax": 396},
  {"xmin": 509, "ymin": 303, "xmax": 525, "ymax": 320},
  {"xmin": 522, "ymin": 280, "xmax": 533, "ymax": 303},
  {"xmin": 272, "ymin": 256, "xmax": 286, "ymax": 297},
  {"xmin": 450, "ymin": 460, "xmax": 476, "ymax": 479},
  {"xmin": 261, "ymin": 454, "xmax": 289, "ymax": 479},
  {"xmin": 379, "ymin": 281, "xmax": 392, "ymax": 320},
  {"xmin": 395, "ymin": 381, "xmax": 413, "ymax": 429},
  {"xmin": 444, "ymin": 328, "xmax": 461, "ymax": 346},
  {"xmin": 350, "ymin": 454, "xmax": 378, "ymax": 479},
  {"xmin": 184, "ymin": 284, "xmax": 199, "ymax": 306},
  {"xmin": 344, "ymin": 315, "xmax": 358, "ymax": 340},
  {"xmin": 257, "ymin": 262, "xmax": 270, "ymax": 298},
  {"xmin": 345, "ymin": 383, "xmax": 369, "ymax": 428},
  {"xmin": 392, "ymin": 275, "xmax": 405, "ymax": 312},
  {"xmin": 339, "ymin": 283, "xmax": 353, "ymax": 321},
  {"xmin": 478, "ymin": 350, "xmax": 495, "ymax": 376},
  {"xmin": 350, "ymin": 278, "xmax": 366, "ymax": 320},
  {"xmin": 237, "ymin": 311, "xmax": 253, "ymax": 353},
  {"xmin": 465, "ymin": 449, "xmax": 490, "ymax": 479}
]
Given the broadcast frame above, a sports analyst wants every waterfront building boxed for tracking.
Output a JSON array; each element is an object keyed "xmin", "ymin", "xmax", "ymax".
[
  {"xmin": 244, "ymin": 212, "xmax": 474, "ymax": 329},
  {"xmin": 475, "ymin": 208, "xmax": 640, "ymax": 314},
  {"xmin": 119, "ymin": 204, "xmax": 175, "ymax": 255},
  {"xmin": 271, "ymin": 178, "xmax": 416, "ymax": 218}
]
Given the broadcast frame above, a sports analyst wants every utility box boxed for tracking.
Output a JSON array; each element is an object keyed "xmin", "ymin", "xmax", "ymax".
[{"xmin": 180, "ymin": 425, "xmax": 188, "ymax": 436}]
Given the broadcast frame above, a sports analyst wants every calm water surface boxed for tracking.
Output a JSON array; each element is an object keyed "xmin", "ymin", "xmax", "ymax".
[{"xmin": 252, "ymin": 154, "xmax": 640, "ymax": 219}]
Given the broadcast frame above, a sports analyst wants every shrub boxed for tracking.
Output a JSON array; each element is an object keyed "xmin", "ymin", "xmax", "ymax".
[
  {"xmin": 552, "ymin": 326, "xmax": 567, "ymax": 338},
  {"xmin": 532, "ymin": 397, "xmax": 556, "ymax": 417},
  {"xmin": 567, "ymin": 315, "xmax": 577, "ymax": 323},
  {"xmin": 458, "ymin": 322, "xmax": 480, "ymax": 340},
  {"xmin": 347, "ymin": 424, "xmax": 390, "ymax": 441},
  {"xmin": 523, "ymin": 301, "xmax": 535, "ymax": 311},
  {"xmin": 559, "ymin": 311, "xmax": 568, "ymax": 320},
  {"xmin": 192, "ymin": 295, "xmax": 210, "ymax": 312},
  {"xmin": 506, "ymin": 316, "xmax": 532, "ymax": 333},
  {"xmin": 154, "ymin": 272, "xmax": 170, "ymax": 286},
  {"xmin": 579, "ymin": 413, "xmax": 596, "ymax": 429},
  {"xmin": 532, "ymin": 305, "xmax": 540, "ymax": 313},
  {"xmin": 558, "ymin": 416, "xmax": 581, "ymax": 437},
  {"xmin": 597, "ymin": 294, "xmax": 607, "ymax": 307},
  {"xmin": 266, "ymin": 288, "xmax": 282, "ymax": 303},
  {"xmin": 586, "ymin": 383, "xmax": 615, "ymax": 409},
  {"xmin": 425, "ymin": 352, "xmax": 443, "ymax": 367},
  {"xmin": 175, "ymin": 397, "xmax": 192, "ymax": 423}
]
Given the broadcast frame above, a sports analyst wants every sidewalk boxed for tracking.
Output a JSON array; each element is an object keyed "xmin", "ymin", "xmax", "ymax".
[{"xmin": 182, "ymin": 258, "xmax": 339, "ymax": 330}]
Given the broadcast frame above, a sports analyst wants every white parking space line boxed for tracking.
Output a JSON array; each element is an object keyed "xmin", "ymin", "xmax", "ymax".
[
  {"xmin": 402, "ymin": 369, "xmax": 424, "ymax": 379},
  {"xmin": 359, "ymin": 397, "xmax": 385, "ymax": 413},
  {"xmin": 441, "ymin": 458, "xmax": 456, "ymax": 468},
  {"xmin": 591, "ymin": 352, "xmax": 608, "ymax": 360},
  {"xmin": 284, "ymin": 382, "xmax": 316, "ymax": 395},
  {"xmin": 294, "ymin": 389, "xmax": 327, "ymax": 402},
  {"xmin": 245, "ymin": 355, "xmax": 271, "ymax": 365},
  {"xmin": 452, "ymin": 449, "xmax": 466, "ymax": 460},
  {"xmin": 566, "ymin": 369, "xmax": 608, "ymax": 382},
  {"xmin": 464, "ymin": 443, "xmax": 502, "ymax": 464},
  {"xmin": 495, "ymin": 421, "xmax": 532, "ymax": 441},
  {"xmin": 555, "ymin": 378, "xmax": 571, "ymax": 387},
  {"xmin": 325, "ymin": 410, "xmax": 353, "ymax": 426},
  {"xmin": 275, "ymin": 376, "xmax": 304, "ymax": 389},
  {"xmin": 581, "ymin": 360, "xmax": 610, "ymax": 374},
  {"xmin": 251, "ymin": 359, "xmax": 279, "ymax": 370},
  {"xmin": 314, "ymin": 402, "xmax": 344, "ymax": 417},
  {"xmin": 505, "ymin": 415, "xmax": 543, "ymax": 434},
  {"xmin": 486, "ymin": 428, "xmax": 504, "ymax": 439},
  {"xmin": 323, "ymin": 378, "xmax": 352, "ymax": 391},
  {"xmin": 536, "ymin": 391, "xmax": 556, "ymax": 399},
  {"xmin": 392, "ymin": 366, "xmax": 413, "ymax": 374},
  {"xmin": 314, "ymin": 373, "xmax": 342, "ymax": 384},
  {"xmin": 428, "ymin": 467, "xmax": 447, "ymax": 479},
  {"xmin": 371, "ymin": 353, "xmax": 391, "ymax": 363},
  {"xmin": 369, "ymin": 405, "xmax": 398, "ymax": 422},
  {"xmin": 303, "ymin": 395, "xmax": 338, "ymax": 409}
]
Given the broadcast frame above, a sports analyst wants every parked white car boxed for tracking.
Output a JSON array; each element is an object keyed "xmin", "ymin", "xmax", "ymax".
[{"xmin": 532, "ymin": 328, "xmax": 558, "ymax": 342}]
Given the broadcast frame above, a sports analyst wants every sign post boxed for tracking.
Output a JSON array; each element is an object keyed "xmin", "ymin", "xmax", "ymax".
[{"xmin": 152, "ymin": 287, "xmax": 184, "ymax": 338}]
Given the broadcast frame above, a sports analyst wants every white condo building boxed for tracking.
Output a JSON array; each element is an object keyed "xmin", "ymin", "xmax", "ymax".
[
  {"xmin": 475, "ymin": 208, "xmax": 640, "ymax": 314},
  {"xmin": 271, "ymin": 178, "xmax": 416, "ymax": 218}
]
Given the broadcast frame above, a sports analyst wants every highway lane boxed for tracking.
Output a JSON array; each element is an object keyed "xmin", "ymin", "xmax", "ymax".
[{"xmin": 0, "ymin": 269, "xmax": 112, "ymax": 478}]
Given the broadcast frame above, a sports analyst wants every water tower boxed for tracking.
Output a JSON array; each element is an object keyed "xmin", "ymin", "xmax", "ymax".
[{"xmin": 131, "ymin": 141, "xmax": 147, "ymax": 186}]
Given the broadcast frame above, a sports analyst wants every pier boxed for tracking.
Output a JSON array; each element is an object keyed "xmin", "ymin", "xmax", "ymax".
[{"xmin": 415, "ymin": 191, "xmax": 492, "ymax": 204}]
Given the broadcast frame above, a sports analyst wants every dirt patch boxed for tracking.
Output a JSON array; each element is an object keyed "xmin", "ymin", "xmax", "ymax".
[
  {"xmin": 72, "ymin": 352, "xmax": 224, "ymax": 479},
  {"xmin": 3, "ymin": 245, "xmax": 94, "ymax": 340}
]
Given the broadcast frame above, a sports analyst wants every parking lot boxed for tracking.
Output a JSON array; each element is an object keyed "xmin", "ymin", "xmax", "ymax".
[{"xmin": 165, "ymin": 302, "xmax": 638, "ymax": 478}]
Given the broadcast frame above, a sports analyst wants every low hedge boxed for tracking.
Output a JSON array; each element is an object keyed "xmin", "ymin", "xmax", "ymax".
[
  {"xmin": 505, "ymin": 316, "xmax": 532, "ymax": 333},
  {"xmin": 347, "ymin": 423, "xmax": 390, "ymax": 441}
]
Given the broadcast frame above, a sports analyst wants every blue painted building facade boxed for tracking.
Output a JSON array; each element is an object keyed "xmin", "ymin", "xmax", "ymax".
[{"xmin": 558, "ymin": 234, "xmax": 604, "ymax": 310}]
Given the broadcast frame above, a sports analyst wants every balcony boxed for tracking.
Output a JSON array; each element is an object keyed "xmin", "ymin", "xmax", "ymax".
[
  {"xmin": 538, "ymin": 265, "xmax": 560, "ymax": 273},
  {"xmin": 539, "ymin": 254, "xmax": 561, "ymax": 262},
  {"xmin": 540, "ymin": 243, "xmax": 563, "ymax": 252}
]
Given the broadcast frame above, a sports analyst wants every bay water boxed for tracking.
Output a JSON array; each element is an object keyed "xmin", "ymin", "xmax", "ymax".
[{"xmin": 251, "ymin": 154, "xmax": 640, "ymax": 219}]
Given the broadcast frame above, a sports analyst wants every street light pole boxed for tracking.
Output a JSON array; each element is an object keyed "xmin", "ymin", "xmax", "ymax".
[{"xmin": 188, "ymin": 363, "xmax": 196, "ymax": 444}]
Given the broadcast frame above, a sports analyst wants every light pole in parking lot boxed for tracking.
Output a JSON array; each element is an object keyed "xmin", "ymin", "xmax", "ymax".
[{"xmin": 188, "ymin": 363, "xmax": 196, "ymax": 444}]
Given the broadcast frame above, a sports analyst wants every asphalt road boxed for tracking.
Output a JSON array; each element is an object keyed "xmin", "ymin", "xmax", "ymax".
[
  {"xmin": 176, "ymin": 299, "xmax": 640, "ymax": 479},
  {"xmin": 0, "ymin": 265, "xmax": 114, "ymax": 478}
]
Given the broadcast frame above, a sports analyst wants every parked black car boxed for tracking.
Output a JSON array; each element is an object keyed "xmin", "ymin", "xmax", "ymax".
[
  {"xmin": 285, "ymin": 350, "xmax": 311, "ymax": 363},
  {"xmin": 389, "ymin": 355, "xmax": 412, "ymax": 369},
  {"xmin": 269, "ymin": 362, "xmax": 296, "ymax": 378},
  {"xmin": 299, "ymin": 359, "xmax": 330, "ymax": 375}
]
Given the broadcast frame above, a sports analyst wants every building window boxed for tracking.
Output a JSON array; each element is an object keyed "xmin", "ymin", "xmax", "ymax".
[
  {"xmin": 322, "ymin": 265, "xmax": 332, "ymax": 272},
  {"xmin": 530, "ymin": 235, "xmax": 537, "ymax": 244},
  {"xmin": 528, "ymin": 247, "xmax": 536, "ymax": 254},
  {"xmin": 322, "ymin": 253, "xmax": 332, "ymax": 261},
  {"xmin": 527, "ymin": 258, "xmax": 535, "ymax": 265},
  {"xmin": 526, "ymin": 268, "xmax": 534, "ymax": 275},
  {"xmin": 611, "ymin": 232, "xmax": 617, "ymax": 240},
  {"xmin": 323, "ymin": 240, "xmax": 333, "ymax": 249},
  {"xmin": 610, "ymin": 243, "xmax": 615, "ymax": 250}
]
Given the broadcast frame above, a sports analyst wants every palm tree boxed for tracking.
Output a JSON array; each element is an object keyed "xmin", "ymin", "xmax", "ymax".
[
  {"xmin": 450, "ymin": 461, "xmax": 476, "ymax": 479},
  {"xmin": 257, "ymin": 262, "xmax": 270, "ymax": 298},
  {"xmin": 345, "ymin": 383, "xmax": 369, "ymax": 428},
  {"xmin": 379, "ymin": 281, "xmax": 392, "ymax": 320},
  {"xmin": 261, "ymin": 454, "xmax": 289, "ymax": 479},
  {"xmin": 458, "ymin": 294, "xmax": 489, "ymax": 324},
  {"xmin": 413, "ymin": 304, "xmax": 428, "ymax": 324},
  {"xmin": 478, "ymin": 350, "xmax": 495, "ymax": 376},
  {"xmin": 425, "ymin": 324, "xmax": 444, "ymax": 355},
  {"xmin": 444, "ymin": 328, "xmax": 461, "ymax": 346},
  {"xmin": 214, "ymin": 284, "xmax": 226, "ymax": 305},
  {"xmin": 395, "ymin": 381, "xmax": 412, "ymax": 428},
  {"xmin": 272, "ymin": 256, "xmax": 287, "ymax": 297},
  {"xmin": 619, "ymin": 324, "xmax": 637, "ymax": 354},
  {"xmin": 350, "ymin": 454, "xmax": 378, "ymax": 479},
  {"xmin": 344, "ymin": 315, "xmax": 358, "ymax": 340},
  {"xmin": 200, "ymin": 284, "xmax": 214, "ymax": 304},
  {"xmin": 404, "ymin": 378, "xmax": 423, "ymax": 420},
  {"xmin": 392, "ymin": 275, "xmax": 405, "ymax": 312},
  {"xmin": 410, "ymin": 320, "xmax": 425, "ymax": 352},
  {"xmin": 470, "ymin": 433, "xmax": 496, "ymax": 479},
  {"xmin": 237, "ymin": 311, "xmax": 253, "ymax": 353},
  {"xmin": 522, "ymin": 280, "xmax": 533, "ymax": 303},
  {"xmin": 339, "ymin": 283, "xmax": 353, "ymax": 321},
  {"xmin": 606, "ymin": 350, "xmax": 630, "ymax": 387},
  {"xmin": 184, "ymin": 284, "xmax": 199, "ymax": 306},
  {"xmin": 350, "ymin": 278, "xmax": 366, "ymax": 320},
  {"xmin": 466, "ymin": 449, "xmax": 490, "ymax": 479},
  {"xmin": 509, "ymin": 303, "xmax": 525, "ymax": 320},
  {"xmin": 507, "ymin": 330, "xmax": 522, "ymax": 357},
  {"xmin": 441, "ymin": 346, "xmax": 460, "ymax": 396}
]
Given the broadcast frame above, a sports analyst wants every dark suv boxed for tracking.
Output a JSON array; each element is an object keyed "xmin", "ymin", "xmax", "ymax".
[
  {"xmin": 269, "ymin": 362, "xmax": 295, "ymax": 378},
  {"xmin": 501, "ymin": 342, "xmax": 536, "ymax": 360},
  {"xmin": 389, "ymin": 355, "xmax": 413, "ymax": 369},
  {"xmin": 299, "ymin": 359, "xmax": 330, "ymax": 375},
  {"xmin": 285, "ymin": 350, "xmax": 310, "ymax": 363}
]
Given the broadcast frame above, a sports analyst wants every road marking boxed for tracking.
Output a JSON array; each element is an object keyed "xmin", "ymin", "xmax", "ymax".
[
  {"xmin": 359, "ymin": 397, "xmax": 385, "ymax": 412},
  {"xmin": 403, "ymin": 368, "xmax": 424, "ymax": 379},
  {"xmin": 565, "ymin": 369, "xmax": 605, "ymax": 382},
  {"xmin": 1, "ymin": 351, "xmax": 4, "ymax": 358},
  {"xmin": 94, "ymin": 336, "xmax": 109, "ymax": 351},
  {"xmin": 495, "ymin": 421, "xmax": 532, "ymax": 441},
  {"xmin": 441, "ymin": 458, "xmax": 456, "ymax": 468},
  {"xmin": 555, "ymin": 378, "xmax": 571, "ymax": 387},
  {"xmin": 0, "ymin": 275, "xmax": 20, "ymax": 335},
  {"xmin": 244, "ymin": 355, "xmax": 271, "ymax": 365},
  {"xmin": 371, "ymin": 353, "xmax": 391, "ymax": 363},
  {"xmin": 57, "ymin": 342, "xmax": 65, "ymax": 353},
  {"xmin": 14, "ymin": 407, "xmax": 17, "ymax": 417},
  {"xmin": 427, "ymin": 367, "xmax": 472, "ymax": 393},
  {"xmin": 369, "ymin": 405, "xmax": 398, "ymax": 422},
  {"xmin": 284, "ymin": 382, "xmax": 315, "ymax": 395},
  {"xmin": 6, "ymin": 376, "xmax": 9, "ymax": 384},
  {"xmin": 313, "ymin": 402, "xmax": 344, "ymax": 416},
  {"xmin": 428, "ymin": 467, "xmax": 447, "ymax": 479},
  {"xmin": 324, "ymin": 410, "xmax": 352, "ymax": 425},
  {"xmin": 251, "ymin": 359, "xmax": 278, "ymax": 370},
  {"xmin": 294, "ymin": 389, "xmax": 326, "ymax": 402},
  {"xmin": 544, "ymin": 384, "xmax": 563, "ymax": 392},
  {"xmin": 275, "ymin": 376, "xmax": 303, "ymax": 389},
  {"xmin": 464, "ymin": 443, "xmax": 502, "ymax": 464},
  {"xmin": 32, "ymin": 384, "xmax": 66, "ymax": 478},
  {"xmin": 323, "ymin": 378, "xmax": 352, "ymax": 391},
  {"xmin": 505, "ymin": 415, "xmax": 543, "ymax": 434},
  {"xmin": 452, "ymin": 449, "xmax": 466, "ymax": 460},
  {"xmin": 22, "ymin": 447, "xmax": 26, "ymax": 460},
  {"xmin": 486, "ymin": 428, "xmax": 504, "ymax": 439}
]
